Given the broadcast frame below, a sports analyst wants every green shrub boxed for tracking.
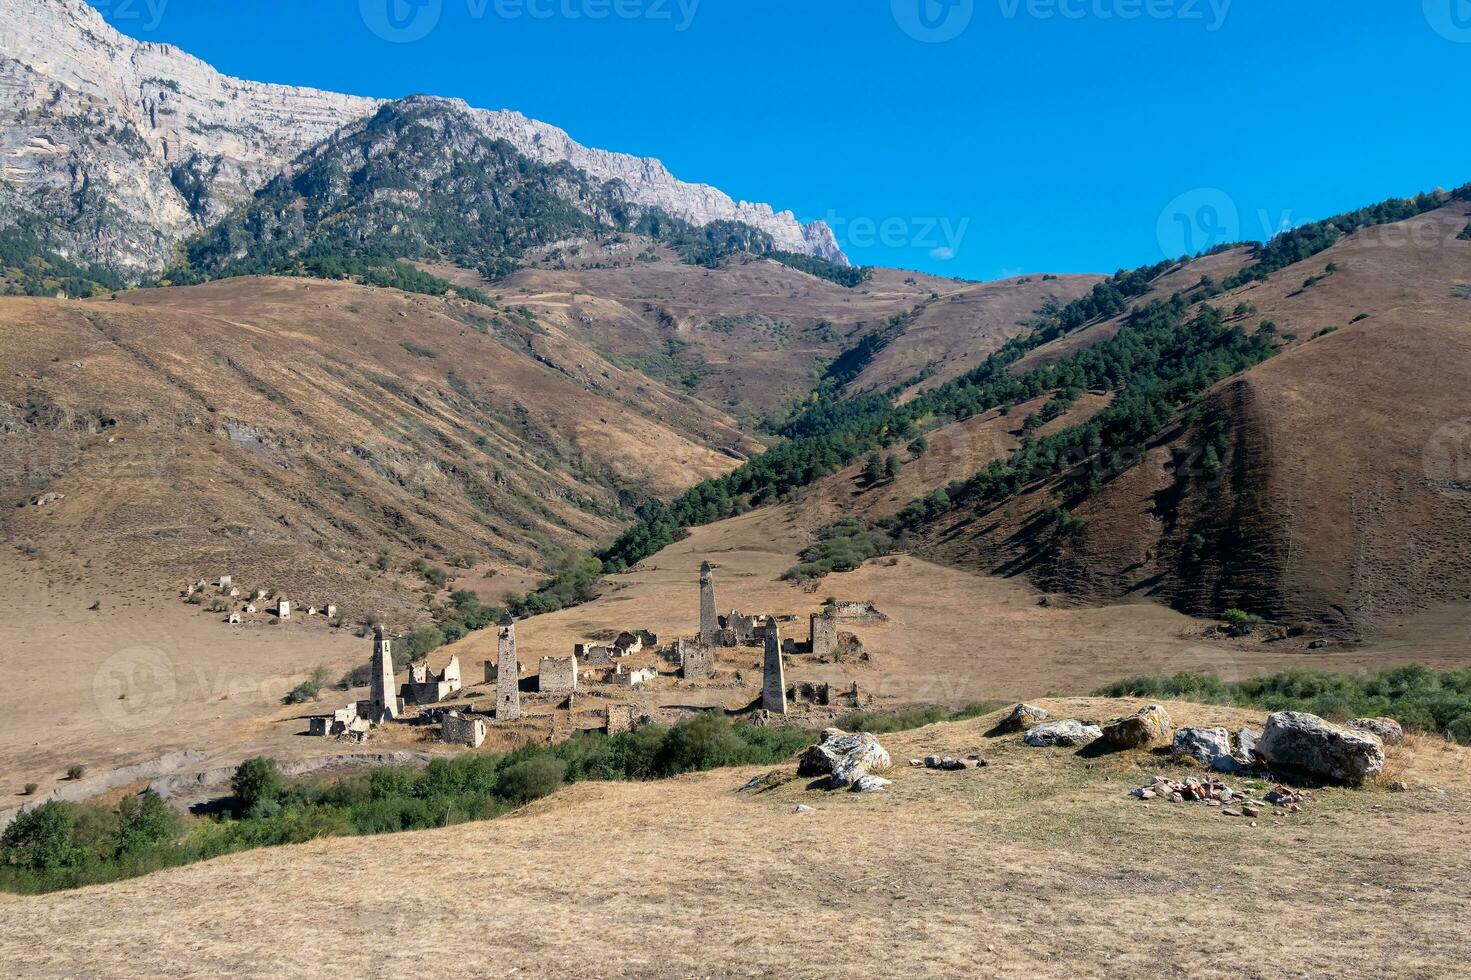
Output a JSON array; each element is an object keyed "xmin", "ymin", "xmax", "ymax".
[
  {"xmin": 1, "ymin": 801, "xmax": 80, "ymax": 872},
  {"xmin": 232, "ymin": 758, "xmax": 283, "ymax": 812},
  {"xmin": 497, "ymin": 756, "xmax": 567, "ymax": 804}
]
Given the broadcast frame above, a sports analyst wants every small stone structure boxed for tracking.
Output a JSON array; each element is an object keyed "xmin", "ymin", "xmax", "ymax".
[
  {"xmin": 309, "ymin": 704, "xmax": 364, "ymax": 737},
  {"xmin": 787, "ymin": 681, "xmax": 870, "ymax": 709},
  {"xmin": 699, "ymin": 561, "xmax": 719, "ymax": 644},
  {"xmin": 442, "ymin": 711, "xmax": 488, "ymax": 748},
  {"xmin": 613, "ymin": 631, "xmax": 645, "ymax": 656},
  {"xmin": 402, "ymin": 655, "xmax": 462, "ymax": 705},
  {"xmin": 218, "ymin": 575, "xmax": 232, "ymax": 591},
  {"xmin": 762, "ymin": 623, "xmax": 786, "ymax": 714},
  {"xmin": 827, "ymin": 600, "xmax": 886, "ymax": 621},
  {"xmin": 324, "ymin": 604, "xmax": 338, "ymax": 619},
  {"xmin": 605, "ymin": 704, "xmax": 639, "ymax": 735},
  {"xmin": 677, "ymin": 638, "xmax": 714, "ymax": 680},
  {"xmin": 609, "ymin": 664, "xmax": 657, "ymax": 688},
  {"xmin": 496, "ymin": 616, "xmax": 522, "ymax": 721},
  {"xmin": 538, "ymin": 655, "xmax": 579, "ymax": 694},
  {"xmin": 277, "ymin": 599, "xmax": 291, "ymax": 621},
  {"xmin": 226, "ymin": 612, "xmax": 241, "ymax": 625}
]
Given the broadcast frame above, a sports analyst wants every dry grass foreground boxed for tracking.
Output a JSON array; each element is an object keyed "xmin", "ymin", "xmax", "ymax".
[{"xmin": 4, "ymin": 699, "xmax": 1468, "ymax": 979}]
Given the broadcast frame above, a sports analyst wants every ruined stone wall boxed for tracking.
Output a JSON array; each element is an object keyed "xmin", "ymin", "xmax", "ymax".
[
  {"xmin": 678, "ymin": 638, "xmax": 714, "ymax": 680},
  {"xmin": 538, "ymin": 656, "xmax": 579, "ymax": 694}
]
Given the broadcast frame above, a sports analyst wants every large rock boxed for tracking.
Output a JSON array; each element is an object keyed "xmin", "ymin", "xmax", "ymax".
[
  {"xmin": 1173, "ymin": 727, "xmax": 1237, "ymax": 771},
  {"xmin": 1102, "ymin": 705, "xmax": 1174, "ymax": 748},
  {"xmin": 1023, "ymin": 720, "xmax": 1103, "ymax": 748},
  {"xmin": 1349, "ymin": 718, "xmax": 1404, "ymax": 746},
  {"xmin": 1257, "ymin": 711, "xmax": 1387, "ymax": 786},
  {"xmin": 1000, "ymin": 703, "xmax": 1050, "ymax": 732},
  {"xmin": 797, "ymin": 729, "xmax": 891, "ymax": 789}
]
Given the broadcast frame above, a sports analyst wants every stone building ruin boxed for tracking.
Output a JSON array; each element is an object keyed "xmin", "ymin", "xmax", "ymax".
[
  {"xmin": 699, "ymin": 561, "xmax": 719, "ymax": 644},
  {"xmin": 361, "ymin": 626, "xmax": 402, "ymax": 724},
  {"xmin": 495, "ymin": 615, "xmax": 522, "ymax": 721},
  {"xmin": 762, "ymin": 623, "xmax": 786, "ymax": 714},
  {"xmin": 677, "ymin": 638, "xmax": 714, "ymax": 680},
  {"xmin": 442, "ymin": 711, "xmax": 488, "ymax": 748},
  {"xmin": 402, "ymin": 655, "xmax": 463, "ymax": 706},
  {"xmin": 538, "ymin": 655, "xmax": 579, "ymax": 694}
]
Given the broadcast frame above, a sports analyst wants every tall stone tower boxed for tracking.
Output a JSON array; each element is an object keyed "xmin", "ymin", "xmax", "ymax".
[
  {"xmin": 496, "ymin": 614, "xmax": 522, "ymax": 721},
  {"xmin": 762, "ymin": 621, "xmax": 787, "ymax": 714},
  {"xmin": 368, "ymin": 626, "xmax": 400, "ymax": 724},
  {"xmin": 699, "ymin": 561, "xmax": 718, "ymax": 644}
]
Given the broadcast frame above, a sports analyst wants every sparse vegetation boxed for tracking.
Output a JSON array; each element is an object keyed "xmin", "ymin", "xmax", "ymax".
[
  {"xmin": 65, "ymin": 765, "xmax": 85, "ymax": 782},
  {"xmin": 767, "ymin": 251, "xmax": 872, "ymax": 288},
  {"xmin": 284, "ymin": 666, "xmax": 331, "ymax": 705},
  {"xmin": 783, "ymin": 518, "xmax": 896, "ymax": 582}
]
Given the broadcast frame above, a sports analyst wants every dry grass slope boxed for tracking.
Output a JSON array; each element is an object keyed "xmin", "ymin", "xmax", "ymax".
[{"xmin": 3, "ymin": 699, "xmax": 1467, "ymax": 979}]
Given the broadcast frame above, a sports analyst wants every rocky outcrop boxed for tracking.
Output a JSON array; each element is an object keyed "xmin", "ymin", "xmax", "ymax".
[
  {"xmin": 0, "ymin": 0, "xmax": 846, "ymax": 275},
  {"xmin": 1102, "ymin": 704, "xmax": 1174, "ymax": 748},
  {"xmin": 798, "ymin": 728, "xmax": 891, "ymax": 789},
  {"xmin": 1172, "ymin": 727, "xmax": 1235, "ymax": 770},
  {"xmin": 1023, "ymin": 720, "xmax": 1102, "ymax": 747},
  {"xmin": 1000, "ymin": 703, "xmax": 1050, "ymax": 732},
  {"xmin": 1257, "ymin": 711, "xmax": 1387, "ymax": 786}
]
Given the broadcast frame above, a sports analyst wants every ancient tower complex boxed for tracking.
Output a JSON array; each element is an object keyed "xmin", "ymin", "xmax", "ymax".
[
  {"xmin": 699, "ymin": 561, "xmax": 719, "ymax": 644},
  {"xmin": 368, "ymin": 626, "xmax": 400, "ymax": 724},
  {"xmin": 762, "ymin": 622, "xmax": 787, "ymax": 714},
  {"xmin": 497, "ymin": 615, "xmax": 522, "ymax": 721},
  {"xmin": 810, "ymin": 610, "xmax": 839, "ymax": 660}
]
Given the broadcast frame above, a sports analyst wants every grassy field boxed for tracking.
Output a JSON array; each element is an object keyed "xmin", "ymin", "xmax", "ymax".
[{"xmin": 2, "ymin": 698, "xmax": 1466, "ymax": 978}]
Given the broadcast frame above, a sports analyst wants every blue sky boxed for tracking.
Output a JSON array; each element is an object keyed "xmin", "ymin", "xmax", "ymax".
[{"xmin": 91, "ymin": 0, "xmax": 1471, "ymax": 280}]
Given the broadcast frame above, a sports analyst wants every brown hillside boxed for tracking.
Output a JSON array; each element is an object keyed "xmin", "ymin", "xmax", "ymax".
[
  {"xmin": 916, "ymin": 201, "xmax": 1471, "ymax": 634},
  {"xmin": 0, "ymin": 276, "xmax": 759, "ymax": 620}
]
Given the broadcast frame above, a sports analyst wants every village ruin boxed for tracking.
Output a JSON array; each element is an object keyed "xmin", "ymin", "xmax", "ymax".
[{"xmin": 302, "ymin": 559, "xmax": 882, "ymax": 750}]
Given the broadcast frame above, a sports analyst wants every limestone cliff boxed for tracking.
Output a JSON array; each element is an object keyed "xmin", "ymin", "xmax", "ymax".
[{"xmin": 0, "ymin": 0, "xmax": 845, "ymax": 276}]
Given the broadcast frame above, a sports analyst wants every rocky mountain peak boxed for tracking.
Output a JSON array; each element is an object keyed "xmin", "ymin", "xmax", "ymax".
[{"xmin": 0, "ymin": 0, "xmax": 846, "ymax": 276}]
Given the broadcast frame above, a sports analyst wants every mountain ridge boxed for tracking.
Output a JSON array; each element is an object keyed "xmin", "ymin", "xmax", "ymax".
[{"xmin": 0, "ymin": 0, "xmax": 844, "ymax": 276}]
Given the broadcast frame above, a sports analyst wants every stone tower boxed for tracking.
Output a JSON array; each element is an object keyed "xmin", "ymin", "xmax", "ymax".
[
  {"xmin": 810, "ymin": 610, "xmax": 839, "ymax": 660},
  {"xmin": 369, "ymin": 626, "xmax": 400, "ymax": 724},
  {"xmin": 762, "ymin": 621, "xmax": 787, "ymax": 714},
  {"xmin": 699, "ymin": 561, "xmax": 718, "ymax": 644},
  {"xmin": 496, "ymin": 614, "xmax": 522, "ymax": 721}
]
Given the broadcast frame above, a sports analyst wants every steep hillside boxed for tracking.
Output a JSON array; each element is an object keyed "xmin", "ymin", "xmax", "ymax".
[
  {"xmin": 0, "ymin": 276, "xmax": 759, "ymax": 621},
  {"xmin": 914, "ymin": 199, "xmax": 1471, "ymax": 634}
]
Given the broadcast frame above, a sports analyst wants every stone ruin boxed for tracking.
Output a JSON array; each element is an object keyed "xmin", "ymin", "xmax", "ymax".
[
  {"xmin": 699, "ymin": 560, "xmax": 719, "ymax": 644},
  {"xmin": 677, "ymin": 638, "xmax": 714, "ymax": 680},
  {"xmin": 608, "ymin": 664, "xmax": 657, "ymax": 688},
  {"xmin": 538, "ymin": 655, "xmax": 579, "ymax": 694},
  {"xmin": 441, "ymin": 711, "xmax": 488, "ymax": 748},
  {"xmin": 827, "ymin": 599, "xmax": 887, "ymax": 621},
  {"xmin": 309, "ymin": 704, "xmax": 370, "ymax": 738},
  {"xmin": 402, "ymin": 655, "xmax": 462, "ymax": 706},
  {"xmin": 360, "ymin": 626, "xmax": 403, "ymax": 725},
  {"xmin": 495, "ymin": 615, "xmax": 522, "ymax": 721},
  {"xmin": 605, "ymin": 704, "xmax": 641, "ymax": 736},
  {"xmin": 277, "ymin": 599, "xmax": 291, "ymax": 621},
  {"xmin": 787, "ymin": 681, "xmax": 872, "ymax": 710},
  {"xmin": 762, "ymin": 623, "xmax": 786, "ymax": 714}
]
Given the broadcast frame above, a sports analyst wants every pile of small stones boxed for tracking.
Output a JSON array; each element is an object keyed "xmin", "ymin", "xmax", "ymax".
[
  {"xmin": 909, "ymin": 755, "xmax": 986, "ymax": 771},
  {"xmin": 1131, "ymin": 775, "xmax": 1315, "ymax": 818}
]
